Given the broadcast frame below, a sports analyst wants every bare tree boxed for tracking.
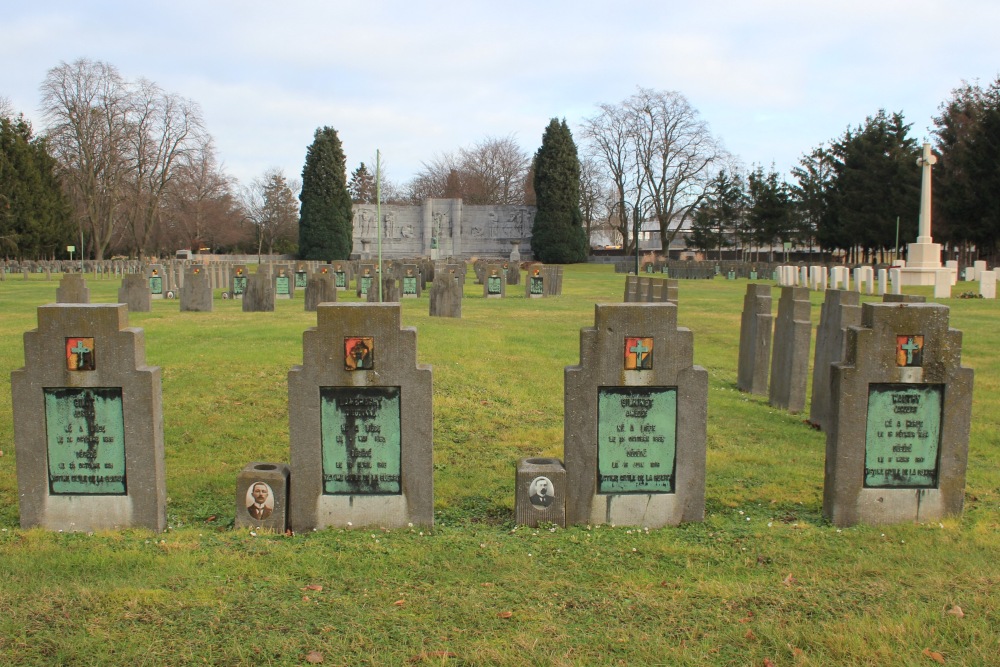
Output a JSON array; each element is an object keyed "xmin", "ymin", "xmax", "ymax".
[
  {"xmin": 0, "ymin": 95, "xmax": 13, "ymax": 118},
  {"xmin": 120, "ymin": 78, "xmax": 204, "ymax": 257},
  {"xmin": 161, "ymin": 137, "xmax": 244, "ymax": 253},
  {"xmin": 628, "ymin": 88, "xmax": 724, "ymax": 252},
  {"xmin": 241, "ymin": 168, "xmax": 300, "ymax": 257},
  {"xmin": 582, "ymin": 101, "xmax": 642, "ymax": 254},
  {"xmin": 406, "ymin": 135, "xmax": 530, "ymax": 205},
  {"xmin": 578, "ymin": 155, "xmax": 608, "ymax": 248},
  {"xmin": 40, "ymin": 58, "xmax": 132, "ymax": 260}
]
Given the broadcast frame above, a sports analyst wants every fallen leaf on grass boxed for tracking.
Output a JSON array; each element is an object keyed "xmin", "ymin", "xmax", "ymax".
[
  {"xmin": 205, "ymin": 515, "xmax": 216, "ymax": 522},
  {"xmin": 408, "ymin": 651, "xmax": 456, "ymax": 663},
  {"xmin": 301, "ymin": 596, "xmax": 310, "ymax": 602},
  {"xmin": 497, "ymin": 611, "xmax": 513, "ymax": 618},
  {"xmin": 782, "ymin": 573, "xmax": 796, "ymax": 586},
  {"xmin": 480, "ymin": 582, "xmax": 494, "ymax": 588},
  {"xmin": 946, "ymin": 605, "xmax": 964, "ymax": 618},
  {"xmin": 763, "ymin": 659, "xmax": 776, "ymax": 667},
  {"xmin": 305, "ymin": 651, "xmax": 323, "ymax": 664},
  {"xmin": 922, "ymin": 648, "xmax": 946, "ymax": 664},
  {"xmin": 302, "ymin": 584, "xmax": 323, "ymax": 592},
  {"xmin": 738, "ymin": 612, "xmax": 754, "ymax": 623},
  {"xmin": 394, "ymin": 599, "xmax": 406, "ymax": 606},
  {"xmin": 744, "ymin": 629, "xmax": 756, "ymax": 640}
]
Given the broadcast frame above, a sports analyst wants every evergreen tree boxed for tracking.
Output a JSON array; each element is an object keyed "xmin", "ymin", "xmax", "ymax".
[
  {"xmin": 0, "ymin": 113, "xmax": 71, "ymax": 258},
  {"xmin": 348, "ymin": 162, "xmax": 375, "ymax": 203},
  {"xmin": 299, "ymin": 127, "xmax": 353, "ymax": 260},
  {"xmin": 530, "ymin": 118, "xmax": 588, "ymax": 263}
]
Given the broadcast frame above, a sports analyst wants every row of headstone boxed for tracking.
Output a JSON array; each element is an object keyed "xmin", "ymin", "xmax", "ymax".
[
  {"xmin": 11, "ymin": 289, "xmax": 972, "ymax": 533},
  {"xmin": 623, "ymin": 276, "xmax": 679, "ymax": 303}
]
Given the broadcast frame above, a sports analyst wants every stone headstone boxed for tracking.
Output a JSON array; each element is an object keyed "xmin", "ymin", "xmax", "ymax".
[
  {"xmin": 304, "ymin": 273, "xmax": 337, "ymax": 311},
  {"xmin": 736, "ymin": 284, "xmax": 773, "ymax": 395},
  {"xmin": 934, "ymin": 268, "xmax": 952, "ymax": 299},
  {"xmin": 231, "ymin": 265, "xmax": 249, "ymax": 299},
  {"xmin": 117, "ymin": 275, "xmax": 152, "ymax": 313},
  {"xmin": 809, "ymin": 289, "xmax": 861, "ymax": 431},
  {"xmin": 11, "ymin": 304, "xmax": 166, "ymax": 531},
  {"xmin": 242, "ymin": 272, "xmax": 275, "ymax": 312},
  {"xmin": 274, "ymin": 268, "xmax": 293, "ymax": 300},
  {"xmin": 564, "ymin": 303, "xmax": 707, "ymax": 527},
  {"xmin": 526, "ymin": 266, "xmax": 545, "ymax": 298},
  {"xmin": 180, "ymin": 266, "xmax": 213, "ymax": 312},
  {"xmin": 288, "ymin": 303, "xmax": 433, "ymax": 529},
  {"xmin": 484, "ymin": 268, "xmax": 506, "ymax": 298},
  {"xmin": 56, "ymin": 274, "xmax": 90, "ymax": 304},
  {"xmin": 883, "ymin": 293, "xmax": 926, "ymax": 304},
  {"xmin": 515, "ymin": 457, "xmax": 566, "ymax": 528},
  {"xmin": 823, "ymin": 302, "xmax": 973, "ymax": 526},
  {"xmin": 768, "ymin": 286, "xmax": 812, "ymax": 413},
  {"xmin": 429, "ymin": 271, "xmax": 462, "ymax": 318},
  {"xmin": 401, "ymin": 266, "xmax": 421, "ymax": 298},
  {"xmin": 235, "ymin": 462, "xmax": 290, "ymax": 532},
  {"xmin": 979, "ymin": 270, "xmax": 996, "ymax": 298}
]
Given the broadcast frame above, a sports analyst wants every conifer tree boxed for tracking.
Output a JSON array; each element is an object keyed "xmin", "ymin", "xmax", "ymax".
[
  {"xmin": 299, "ymin": 126, "xmax": 353, "ymax": 260},
  {"xmin": 530, "ymin": 118, "xmax": 588, "ymax": 263}
]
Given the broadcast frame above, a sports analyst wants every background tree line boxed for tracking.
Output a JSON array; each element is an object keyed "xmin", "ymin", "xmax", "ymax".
[{"xmin": 5, "ymin": 59, "xmax": 1000, "ymax": 264}]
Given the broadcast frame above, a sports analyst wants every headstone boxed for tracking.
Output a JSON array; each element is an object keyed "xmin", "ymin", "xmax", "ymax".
[
  {"xmin": 429, "ymin": 271, "xmax": 462, "ymax": 318},
  {"xmin": 231, "ymin": 265, "xmax": 248, "ymax": 299},
  {"xmin": 242, "ymin": 272, "xmax": 275, "ymax": 312},
  {"xmin": 564, "ymin": 303, "xmax": 707, "ymax": 527},
  {"xmin": 304, "ymin": 272, "xmax": 337, "ymax": 311},
  {"xmin": 979, "ymin": 270, "xmax": 996, "ymax": 298},
  {"xmin": 401, "ymin": 266, "xmax": 420, "ymax": 298},
  {"xmin": 288, "ymin": 303, "xmax": 433, "ymax": 529},
  {"xmin": 883, "ymin": 293, "xmax": 926, "ymax": 304},
  {"xmin": 809, "ymin": 289, "xmax": 861, "ymax": 431},
  {"xmin": 515, "ymin": 457, "xmax": 566, "ymax": 528},
  {"xmin": 56, "ymin": 274, "xmax": 90, "ymax": 304},
  {"xmin": 889, "ymin": 268, "xmax": 902, "ymax": 295},
  {"xmin": 117, "ymin": 275, "xmax": 152, "ymax": 313},
  {"xmin": 526, "ymin": 267, "xmax": 545, "ymax": 298},
  {"xmin": 11, "ymin": 304, "xmax": 166, "ymax": 531},
  {"xmin": 736, "ymin": 284, "xmax": 773, "ymax": 395},
  {"xmin": 934, "ymin": 269, "xmax": 952, "ymax": 299},
  {"xmin": 180, "ymin": 266, "xmax": 213, "ymax": 312},
  {"xmin": 148, "ymin": 265, "xmax": 166, "ymax": 299},
  {"xmin": 235, "ymin": 462, "xmax": 290, "ymax": 532},
  {"xmin": 484, "ymin": 268, "xmax": 506, "ymax": 298},
  {"xmin": 768, "ymin": 286, "xmax": 812, "ymax": 413},
  {"xmin": 333, "ymin": 263, "xmax": 349, "ymax": 291},
  {"xmin": 823, "ymin": 303, "xmax": 973, "ymax": 526},
  {"xmin": 274, "ymin": 268, "xmax": 293, "ymax": 300}
]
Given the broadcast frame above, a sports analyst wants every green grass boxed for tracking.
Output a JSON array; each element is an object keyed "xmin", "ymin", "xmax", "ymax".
[{"xmin": 0, "ymin": 266, "xmax": 998, "ymax": 666}]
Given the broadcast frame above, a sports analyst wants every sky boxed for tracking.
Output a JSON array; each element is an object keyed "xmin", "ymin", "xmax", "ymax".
[{"xmin": 2, "ymin": 1, "xmax": 998, "ymax": 190}]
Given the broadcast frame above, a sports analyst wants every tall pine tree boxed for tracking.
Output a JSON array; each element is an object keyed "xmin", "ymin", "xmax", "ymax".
[
  {"xmin": 530, "ymin": 118, "xmax": 587, "ymax": 263},
  {"xmin": 299, "ymin": 127, "xmax": 353, "ymax": 260}
]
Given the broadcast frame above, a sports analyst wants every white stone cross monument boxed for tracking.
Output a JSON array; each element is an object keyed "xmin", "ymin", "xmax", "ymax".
[{"xmin": 901, "ymin": 142, "xmax": 951, "ymax": 286}]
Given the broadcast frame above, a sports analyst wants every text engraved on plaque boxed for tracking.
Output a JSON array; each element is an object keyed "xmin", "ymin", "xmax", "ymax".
[
  {"xmin": 320, "ymin": 387, "xmax": 401, "ymax": 495},
  {"xmin": 864, "ymin": 383, "xmax": 943, "ymax": 488},
  {"xmin": 44, "ymin": 387, "xmax": 127, "ymax": 495},
  {"xmin": 597, "ymin": 386, "xmax": 677, "ymax": 493}
]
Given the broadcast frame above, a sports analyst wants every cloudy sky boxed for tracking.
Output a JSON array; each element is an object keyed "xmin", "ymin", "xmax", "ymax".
[{"xmin": 3, "ymin": 1, "xmax": 997, "ymax": 189}]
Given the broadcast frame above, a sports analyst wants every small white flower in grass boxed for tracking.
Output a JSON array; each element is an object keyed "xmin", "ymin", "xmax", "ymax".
[
  {"xmin": 347, "ymin": 521, "xmax": 353, "ymax": 527},
  {"xmin": 250, "ymin": 532, "xmax": 256, "ymax": 537},
  {"xmin": 767, "ymin": 522, "xmax": 773, "ymax": 528},
  {"xmin": 408, "ymin": 523, "xmax": 413, "ymax": 528}
]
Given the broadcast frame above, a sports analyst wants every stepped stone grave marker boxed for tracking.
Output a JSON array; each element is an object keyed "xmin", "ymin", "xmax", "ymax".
[
  {"xmin": 823, "ymin": 303, "xmax": 973, "ymax": 526},
  {"xmin": 180, "ymin": 266, "xmax": 213, "ymax": 312},
  {"xmin": 288, "ymin": 303, "xmax": 433, "ymax": 529},
  {"xmin": 768, "ymin": 286, "xmax": 812, "ymax": 413},
  {"xmin": 304, "ymin": 271, "xmax": 337, "ymax": 311},
  {"xmin": 564, "ymin": 303, "xmax": 707, "ymax": 527},
  {"xmin": 56, "ymin": 274, "xmax": 90, "ymax": 304},
  {"xmin": 809, "ymin": 289, "xmax": 861, "ymax": 431},
  {"xmin": 11, "ymin": 304, "xmax": 166, "ymax": 531},
  {"xmin": 429, "ymin": 270, "xmax": 462, "ymax": 318},
  {"xmin": 736, "ymin": 284, "xmax": 773, "ymax": 395},
  {"xmin": 118, "ymin": 275, "xmax": 152, "ymax": 313},
  {"xmin": 242, "ymin": 272, "xmax": 275, "ymax": 312}
]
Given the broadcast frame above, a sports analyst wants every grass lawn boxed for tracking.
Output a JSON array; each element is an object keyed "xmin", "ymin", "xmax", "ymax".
[{"xmin": 0, "ymin": 265, "xmax": 997, "ymax": 666}]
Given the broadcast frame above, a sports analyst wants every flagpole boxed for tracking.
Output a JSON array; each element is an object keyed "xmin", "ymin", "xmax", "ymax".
[{"xmin": 377, "ymin": 149, "xmax": 383, "ymax": 302}]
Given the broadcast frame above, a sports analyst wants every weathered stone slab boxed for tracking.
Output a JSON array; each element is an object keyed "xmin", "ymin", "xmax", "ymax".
[
  {"xmin": 304, "ymin": 273, "xmax": 337, "ymax": 311},
  {"xmin": 809, "ymin": 289, "xmax": 861, "ymax": 430},
  {"xmin": 180, "ymin": 266, "xmax": 213, "ymax": 312},
  {"xmin": 564, "ymin": 303, "xmax": 707, "ymax": 527},
  {"xmin": 11, "ymin": 304, "xmax": 166, "ymax": 531},
  {"xmin": 823, "ymin": 303, "xmax": 973, "ymax": 526},
  {"xmin": 768, "ymin": 286, "xmax": 812, "ymax": 413},
  {"xmin": 288, "ymin": 303, "xmax": 433, "ymax": 529},
  {"xmin": 429, "ymin": 271, "xmax": 462, "ymax": 318},
  {"xmin": 242, "ymin": 272, "xmax": 275, "ymax": 312},
  {"xmin": 118, "ymin": 275, "xmax": 152, "ymax": 312},
  {"xmin": 56, "ymin": 274, "xmax": 90, "ymax": 304},
  {"xmin": 736, "ymin": 284, "xmax": 773, "ymax": 395}
]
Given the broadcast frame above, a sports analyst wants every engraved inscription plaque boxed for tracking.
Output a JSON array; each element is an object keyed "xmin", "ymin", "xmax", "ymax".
[
  {"xmin": 44, "ymin": 387, "xmax": 127, "ymax": 495},
  {"xmin": 864, "ymin": 383, "xmax": 943, "ymax": 488},
  {"xmin": 320, "ymin": 386, "xmax": 401, "ymax": 494},
  {"xmin": 597, "ymin": 386, "xmax": 676, "ymax": 493}
]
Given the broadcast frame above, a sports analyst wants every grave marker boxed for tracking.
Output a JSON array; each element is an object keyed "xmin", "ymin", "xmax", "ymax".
[
  {"xmin": 768, "ymin": 286, "xmax": 812, "ymax": 413},
  {"xmin": 11, "ymin": 304, "xmax": 166, "ymax": 531},
  {"xmin": 736, "ymin": 284, "xmax": 773, "ymax": 395}
]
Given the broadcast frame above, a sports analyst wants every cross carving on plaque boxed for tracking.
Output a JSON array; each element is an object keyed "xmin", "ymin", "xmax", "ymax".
[{"xmin": 900, "ymin": 337, "xmax": 921, "ymax": 365}]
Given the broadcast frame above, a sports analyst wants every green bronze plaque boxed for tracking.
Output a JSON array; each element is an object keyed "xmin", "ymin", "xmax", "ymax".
[
  {"xmin": 360, "ymin": 276, "xmax": 372, "ymax": 295},
  {"xmin": 233, "ymin": 275, "xmax": 247, "ymax": 295},
  {"xmin": 402, "ymin": 276, "xmax": 417, "ymax": 295},
  {"xmin": 44, "ymin": 387, "xmax": 127, "ymax": 495},
  {"xmin": 334, "ymin": 271, "xmax": 346, "ymax": 288},
  {"xmin": 487, "ymin": 275, "xmax": 502, "ymax": 294},
  {"xmin": 320, "ymin": 386, "xmax": 401, "ymax": 495},
  {"xmin": 864, "ymin": 383, "xmax": 943, "ymax": 488},
  {"xmin": 149, "ymin": 276, "xmax": 163, "ymax": 294},
  {"xmin": 275, "ymin": 275, "xmax": 290, "ymax": 295},
  {"xmin": 597, "ymin": 386, "xmax": 677, "ymax": 494},
  {"xmin": 529, "ymin": 276, "xmax": 544, "ymax": 295},
  {"xmin": 294, "ymin": 271, "xmax": 308, "ymax": 288}
]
